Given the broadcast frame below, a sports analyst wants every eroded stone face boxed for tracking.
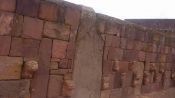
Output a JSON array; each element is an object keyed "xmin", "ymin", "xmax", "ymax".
[
  {"xmin": 0, "ymin": 56, "xmax": 23, "ymax": 80},
  {"xmin": 0, "ymin": 12, "xmax": 14, "ymax": 35},
  {"xmin": 0, "ymin": 79, "xmax": 30, "ymax": 98}
]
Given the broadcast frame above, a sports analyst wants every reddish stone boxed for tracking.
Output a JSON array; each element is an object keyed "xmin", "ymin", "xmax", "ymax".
[
  {"xmin": 138, "ymin": 51, "xmax": 145, "ymax": 61},
  {"xmin": 112, "ymin": 72, "xmax": 122, "ymax": 88},
  {"xmin": 121, "ymin": 71, "xmax": 133, "ymax": 87},
  {"xmin": 48, "ymin": 75, "xmax": 63, "ymax": 97},
  {"xmin": 110, "ymin": 88, "xmax": 122, "ymax": 98},
  {"xmin": 120, "ymin": 38, "xmax": 127, "ymax": 49},
  {"xmin": 112, "ymin": 61, "xmax": 129, "ymax": 73},
  {"xmin": 125, "ymin": 27, "xmax": 136, "ymax": 40},
  {"xmin": 50, "ymin": 62, "xmax": 58, "ymax": 70},
  {"xmin": 10, "ymin": 37, "xmax": 23, "ymax": 56},
  {"xmin": 66, "ymin": 42, "xmax": 76, "ymax": 59},
  {"xmin": 0, "ymin": 12, "xmax": 14, "ymax": 35},
  {"xmin": 101, "ymin": 90, "xmax": 110, "ymax": 98},
  {"xmin": 23, "ymin": 39, "xmax": 40, "ymax": 61},
  {"xmin": 65, "ymin": 6, "xmax": 81, "ymax": 30},
  {"xmin": 141, "ymin": 84, "xmax": 151, "ymax": 94},
  {"xmin": 103, "ymin": 60, "xmax": 113, "ymax": 75},
  {"xmin": 44, "ymin": 21, "xmax": 71, "ymax": 40},
  {"xmin": 50, "ymin": 69, "xmax": 71, "ymax": 75},
  {"xmin": 52, "ymin": 40, "xmax": 68, "ymax": 59},
  {"xmin": 0, "ymin": 0, "xmax": 16, "ymax": 12},
  {"xmin": 123, "ymin": 50, "xmax": 138, "ymax": 61},
  {"xmin": 126, "ymin": 40, "xmax": 134, "ymax": 49},
  {"xmin": 0, "ymin": 36, "xmax": 11, "ymax": 56},
  {"xmin": 16, "ymin": 0, "xmax": 40, "ymax": 17},
  {"xmin": 145, "ymin": 53, "xmax": 157, "ymax": 62},
  {"xmin": 39, "ymin": 1, "xmax": 58, "ymax": 21},
  {"xmin": 0, "ymin": 56, "xmax": 23, "ymax": 80},
  {"xmin": 22, "ymin": 16, "xmax": 43, "ymax": 40},
  {"xmin": 31, "ymin": 38, "xmax": 52, "ymax": 98},
  {"xmin": 105, "ymin": 35, "xmax": 120, "ymax": 47},
  {"xmin": 59, "ymin": 59, "xmax": 68, "ymax": 69},
  {"xmin": 11, "ymin": 14, "xmax": 24, "ymax": 37},
  {"xmin": 97, "ymin": 20, "xmax": 106, "ymax": 34}
]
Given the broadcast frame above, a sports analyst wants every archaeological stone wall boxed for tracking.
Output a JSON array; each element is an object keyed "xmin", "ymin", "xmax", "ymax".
[{"xmin": 0, "ymin": 0, "xmax": 175, "ymax": 98}]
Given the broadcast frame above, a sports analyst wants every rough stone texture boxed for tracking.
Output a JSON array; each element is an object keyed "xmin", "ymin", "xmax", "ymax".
[
  {"xmin": 52, "ymin": 40, "xmax": 68, "ymax": 59},
  {"xmin": 0, "ymin": 36, "xmax": 11, "ymax": 56},
  {"xmin": 39, "ymin": 1, "xmax": 58, "ymax": 21},
  {"xmin": 72, "ymin": 7, "xmax": 104, "ymax": 98},
  {"xmin": 10, "ymin": 37, "xmax": 23, "ymax": 56},
  {"xmin": 0, "ymin": 0, "xmax": 16, "ymax": 12},
  {"xmin": 0, "ymin": 56, "xmax": 23, "ymax": 80},
  {"xmin": 31, "ymin": 38, "xmax": 52, "ymax": 98},
  {"xmin": 0, "ymin": 12, "xmax": 14, "ymax": 35},
  {"xmin": 0, "ymin": 80, "xmax": 30, "ymax": 98},
  {"xmin": 23, "ymin": 16, "xmax": 43, "ymax": 40},
  {"xmin": 44, "ymin": 21, "xmax": 71, "ymax": 40}
]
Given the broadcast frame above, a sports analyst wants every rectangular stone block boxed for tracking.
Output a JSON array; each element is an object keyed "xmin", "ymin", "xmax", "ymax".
[
  {"xmin": 0, "ymin": 12, "xmax": 14, "ymax": 35},
  {"xmin": 112, "ymin": 61, "xmax": 129, "ymax": 73},
  {"xmin": 0, "ymin": 80, "xmax": 30, "ymax": 98},
  {"xmin": 16, "ymin": 0, "xmax": 40, "ymax": 17},
  {"xmin": 0, "ymin": 56, "xmax": 23, "ymax": 80},
  {"xmin": 123, "ymin": 50, "xmax": 138, "ymax": 61},
  {"xmin": 0, "ymin": 36, "xmax": 11, "ymax": 56},
  {"xmin": 108, "ymin": 47, "xmax": 123, "ymax": 60},
  {"xmin": 105, "ymin": 35, "xmax": 120, "ymax": 47},
  {"xmin": 10, "ymin": 37, "xmax": 23, "ymax": 56},
  {"xmin": 44, "ymin": 21, "xmax": 71, "ymax": 40},
  {"xmin": 39, "ymin": 1, "xmax": 58, "ymax": 21},
  {"xmin": 48, "ymin": 75, "xmax": 63, "ymax": 98},
  {"xmin": 101, "ymin": 90, "xmax": 110, "ymax": 98},
  {"xmin": 52, "ymin": 40, "xmax": 68, "ymax": 59},
  {"xmin": 112, "ymin": 72, "xmax": 122, "ymax": 88},
  {"xmin": 110, "ymin": 88, "xmax": 122, "ymax": 98},
  {"xmin": 22, "ymin": 16, "xmax": 43, "ymax": 40},
  {"xmin": 0, "ymin": 0, "xmax": 16, "ymax": 12}
]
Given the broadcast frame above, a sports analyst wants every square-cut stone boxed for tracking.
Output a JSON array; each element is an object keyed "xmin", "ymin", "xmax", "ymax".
[
  {"xmin": 10, "ymin": 37, "xmax": 23, "ymax": 56},
  {"xmin": 22, "ymin": 16, "xmax": 43, "ymax": 40},
  {"xmin": 0, "ymin": 12, "xmax": 14, "ymax": 35},
  {"xmin": 39, "ymin": 1, "xmax": 58, "ymax": 21},
  {"xmin": 0, "ymin": 56, "xmax": 23, "ymax": 80},
  {"xmin": 44, "ymin": 21, "xmax": 71, "ymax": 40},
  {"xmin": 0, "ymin": 0, "xmax": 16, "ymax": 12}
]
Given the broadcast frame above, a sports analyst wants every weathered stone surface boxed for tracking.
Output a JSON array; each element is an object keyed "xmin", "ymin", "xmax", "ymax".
[
  {"xmin": 39, "ymin": 1, "xmax": 58, "ymax": 21},
  {"xmin": 48, "ymin": 75, "xmax": 63, "ymax": 97},
  {"xmin": 0, "ymin": 36, "xmax": 11, "ymax": 56},
  {"xmin": 17, "ymin": 0, "xmax": 40, "ymax": 17},
  {"xmin": 10, "ymin": 37, "xmax": 23, "ymax": 56},
  {"xmin": 0, "ymin": 0, "xmax": 16, "ymax": 12},
  {"xmin": 72, "ymin": 7, "xmax": 104, "ymax": 98},
  {"xmin": 44, "ymin": 21, "xmax": 71, "ymax": 40},
  {"xmin": 52, "ymin": 40, "xmax": 68, "ymax": 59},
  {"xmin": 23, "ymin": 16, "xmax": 43, "ymax": 40},
  {"xmin": 0, "ymin": 12, "xmax": 14, "ymax": 35},
  {"xmin": 31, "ymin": 38, "xmax": 52, "ymax": 98},
  {"xmin": 0, "ymin": 80, "xmax": 30, "ymax": 98},
  {"xmin": 0, "ymin": 56, "xmax": 23, "ymax": 80}
]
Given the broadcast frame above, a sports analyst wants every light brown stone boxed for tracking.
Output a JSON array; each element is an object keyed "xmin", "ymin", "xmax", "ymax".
[{"xmin": 0, "ymin": 56, "xmax": 23, "ymax": 80}]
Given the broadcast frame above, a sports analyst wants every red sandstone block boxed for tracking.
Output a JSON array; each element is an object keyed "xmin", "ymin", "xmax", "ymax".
[
  {"xmin": 106, "ymin": 22, "xmax": 122, "ymax": 35},
  {"xmin": 105, "ymin": 35, "xmax": 120, "ymax": 47},
  {"xmin": 123, "ymin": 50, "xmax": 138, "ymax": 61},
  {"xmin": 44, "ymin": 21, "xmax": 71, "ymax": 40},
  {"xmin": 121, "ymin": 71, "xmax": 133, "ymax": 87},
  {"xmin": 52, "ymin": 40, "xmax": 68, "ymax": 59},
  {"xmin": 126, "ymin": 40, "xmax": 134, "ymax": 49},
  {"xmin": 10, "ymin": 37, "xmax": 23, "ymax": 56},
  {"xmin": 120, "ymin": 38, "xmax": 127, "ymax": 49},
  {"xmin": 65, "ymin": 3, "xmax": 81, "ymax": 30},
  {"xmin": 141, "ymin": 84, "xmax": 151, "ymax": 94},
  {"xmin": 112, "ymin": 61, "xmax": 129, "ymax": 73},
  {"xmin": 112, "ymin": 72, "xmax": 122, "ymax": 88},
  {"xmin": 0, "ymin": 36, "xmax": 11, "ymax": 56},
  {"xmin": 108, "ymin": 47, "xmax": 123, "ymax": 60},
  {"xmin": 103, "ymin": 60, "xmax": 113, "ymax": 75},
  {"xmin": 59, "ymin": 59, "xmax": 68, "ymax": 69},
  {"xmin": 135, "ymin": 29, "xmax": 145, "ymax": 41},
  {"xmin": 97, "ymin": 20, "xmax": 106, "ymax": 34},
  {"xmin": 22, "ymin": 16, "xmax": 43, "ymax": 40},
  {"xmin": 0, "ymin": 0, "xmax": 16, "ymax": 12},
  {"xmin": 48, "ymin": 75, "xmax": 63, "ymax": 98},
  {"xmin": 11, "ymin": 14, "xmax": 24, "ymax": 37},
  {"xmin": 50, "ymin": 62, "xmax": 59, "ymax": 70},
  {"xmin": 125, "ymin": 27, "xmax": 136, "ymax": 40},
  {"xmin": 66, "ymin": 42, "xmax": 76, "ymax": 59},
  {"xmin": 0, "ymin": 12, "xmax": 14, "ymax": 35},
  {"xmin": 23, "ymin": 39, "xmax": 40, "ymax": 60},
  {"xmin": 16, "ymin": 0, "xmax": 40, "ymax": 17},
  {"xmin": 39, "ymin": 1, "xmax": 58, "ymax": 21}
]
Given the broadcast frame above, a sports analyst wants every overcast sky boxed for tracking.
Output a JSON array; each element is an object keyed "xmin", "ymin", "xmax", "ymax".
[{"xmin": 65, "ymin": 0, "xmax": 175, "ymax": 20}]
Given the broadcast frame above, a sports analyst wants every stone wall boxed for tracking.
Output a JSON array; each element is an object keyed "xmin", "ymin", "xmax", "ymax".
[{"xmin": 0, "ymin": 0, "xmax": 175, "ymax": 98}]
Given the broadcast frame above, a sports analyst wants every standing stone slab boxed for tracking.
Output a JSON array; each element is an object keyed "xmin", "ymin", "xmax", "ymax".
[
  {"xmin": 72, "ymin": 7, "xmax": 104, "ymax": 98},
  {"xmin": 0, "ymin": 56, "xmax": 23, "ymax": 80},
  {"xmin": 0, "ymin": 79, "xmax": 30, "ymax": 98}
]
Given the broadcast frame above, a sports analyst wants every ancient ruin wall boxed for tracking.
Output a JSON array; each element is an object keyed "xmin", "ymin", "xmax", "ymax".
[{"xmin": 0, "ymin": 0, "xmax": 175, "ymax": 98}]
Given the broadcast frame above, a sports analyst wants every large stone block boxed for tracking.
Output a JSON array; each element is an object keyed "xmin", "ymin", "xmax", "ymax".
[
  {"xmin": 0, "ymin": 0, "xmax": 16, "ymax": 12},
  {"xmin": 22, "ymin": 16, "xmax": 43, "ymax": 40},
  {"xmin": 52, "ymin": 40, "xmax": 68, "ymax": 59},
  {"xmin": 0, "ymin": 80, "xmax": 30, "ymax": 98},
  {"xmin": 10, "ymin": 37, "xmax": 23, "ymax": 56},
  {"xmin": 0, "ymin": 12, "xmax": 14, "ymax": 35},
  {"xmin": 44, "ymin": 21, "xmax": 71, "ymax": 40},
  {"xmin": 39, "ymin": 1, "xmax": 58, "ymax": 21},
  {"xmin": 0, "ymin": 56, "xmax": 23, "ymax": 80},
  {"xmin": 0, "ymin": 36, "xmax": 11, "ymax": 56},
  {"xmin": 16, "ymin": 0, "xmax": 40, "ymax": 17}
]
